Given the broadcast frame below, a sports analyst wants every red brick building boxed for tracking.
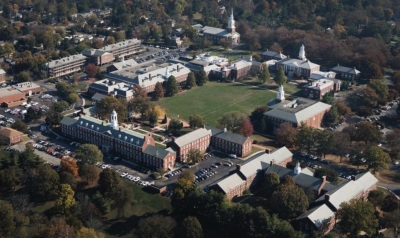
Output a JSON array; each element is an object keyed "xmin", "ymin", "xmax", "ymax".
[
  {"xmin": 60, "ymin": 111, "xmax": 176, "ymax": 170},
  {"xmin": 303, "ymin": 79, "xmax": 341, "ymax": 99},
  {"xmin": 206, "ymin": 126, "xmax": 252, "ymax": 157},
  {"xmin": 168, "ymin": 128, "xmax": 211, "ymax": 162},
  {"xmin": 82, "ymin": 49, "xmax": 114, "ymax": 66},
  {"xmin": 0, "ymin": 127, "xmax": 25, "ymax": 145}
]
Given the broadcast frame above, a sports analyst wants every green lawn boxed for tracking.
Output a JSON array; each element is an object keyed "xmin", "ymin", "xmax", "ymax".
[{"xmin": 158, "ymin": 81, "xmax": 276, "ymax": 126}]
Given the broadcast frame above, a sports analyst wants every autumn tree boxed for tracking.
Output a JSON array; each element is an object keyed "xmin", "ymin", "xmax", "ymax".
[
  {"xmin": 275, "ymin": 122, "xmax": 298, "ymax": 148},
  {"xmin": 14, "ymin": 71, "xmax": 31, "ymax": 82},
  {"xmin": 186, "ymin": 72, "xmax": 196, "ymax": 89},
  {"xmin": 41, "ymin": 218, "xmax": 75, "ymax": 238},
  {"xmin": 364, "ymin": 146, "xmax": 391, "ymax": 172},
  {"xmin": 11, "ymin": 119, "xmax": 28, "ymax": 133},
  {"xmin": 77, "ymin": 227, "xmax": 105, "ymax": 238},
  {"xmin": 296, "ymin": 125, "xmax": 317, "ymax": 154},
  {"xmin": 368, "ymin": 79, "xmax": 389, "ymax": 105},
  {"xmin": 240, "ymin": 118, "xmax": 254, "ymax": 137},
  {"xmin": 75, "ymin": 144, "xmax": 103, "ymax": 165},
  {"xmin": 217, "ymin": 111, "xmax": 247, "ymax": 134},
  {"xmin": 153, "ymin": 82, "xmax": 164, "ymax": 100},
  {"xmin": 166, "ymin": 75, "xmax": 179, "ymax": 97},
  {"xmin": 96, "ymin": 96, "xmax": 128, "ymax": 122},
  {"xmin": 189, "ymin": 114, "xmax": 205, "ymax": 129},
  {"xmin": 336, "ymin": 200, "xmax": 378, "ymax": 236},
  {"xmin": 55, "ymin": 184, "xmax": 76, "ymax": 214},
  {"xmin": 250, "ymin": 106, "xmax": 269, "ymax": 130},
  {"xmin": 60, "ymin": 158, "xmax": 79, "ymax": 177},
  {"xmin": 179, "ymin": 216, "xmax": 204, "ymax": 238},
  {"xmin": 86, "ymin": 63, "xmax": 99, "ymax": 78},
  {"xmin": 79, "ymin": 163, "xmax": 99, "ymax": 184},
  {"xmin": 0, "ymin": 200, "xmax": 15, "ymax": 237},
  {"xmin": 137, "ymin": 215, "xmax": 177, "ymax": 238},
  {"xmin": 274, "ymin": 66, "xmax": 287, "ymax": 85},
  {"xmin": 187, "ymin": 149, "xmax": 203, "ymax": 164},
  {"xmin": 356, "ymin": 121, "xmax": 380, "ymax": 144}
]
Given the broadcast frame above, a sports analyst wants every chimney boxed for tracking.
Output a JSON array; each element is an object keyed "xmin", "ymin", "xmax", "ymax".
[
  {"xmin": 224, "ymin": 128, "xmax": 227, "ymax": 132},
  {"xmin": 351, "ymin": 175, "xmax": 356, "ymax": 181},
  {"xmin": 172, "ymin": 137, "xmax": 176, "ymax": 142},
  {"xmin": 177, "ymin": 65, "xmax": 179, "ymax": 72},
  {"xmin": 149, "ymin": 74, "xmax": 151, "ymax": 80},
  {"xmin": 325, "ymin": 194, "xmax": 330, "ymax": 202},
  {"xmin": 265, "ymin": 149, "xmax": 271, "ymax": 154},
  {"xmin": 236, "ymin": 164, "xmax": 241, "ymax": 171},
  {"xmin": 269, "ymin": 161, "xmax": 273, "ymax": 167},
  {"xmin": 317, "ymin": 176, "xmax": 327, "ymax": 196}
]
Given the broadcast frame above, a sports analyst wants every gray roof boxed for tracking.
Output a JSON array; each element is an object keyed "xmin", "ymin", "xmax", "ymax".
[
  {"xmin": 257, "ymin": 147, "xmax": 293, "ymax": 165},
  {"xmin": 100, "ymin": 39, "xmax": 141, "ymax": 52},
  {"xmin": 315, "ymin": 172, "xmax": 378, "ymax": 210},
  {"xmin": 331, "ymin": 65, "xmax": 360, "ymax": 75},
  {"xmin": 60, "ymin": 116, "xmax": 77, "ymax": 126},
  {"xmin": 238, "ymin": 159, "xmax": 263, "ymax": 179},
  {"xmin": 216, "ymin": 173, "xmax": 245, "ymax": 194},
  {"xmin": 261, "ymin": 50, "xmax": 287, "ymax": 59},
  {"xmin": 296, "ymin": 204, "xmax": 335, "ymax": 228},
  {"xmin": 206, "ymin": 126, "xmax": 251, "ymax": 145},
  {"xmin": 173, "ymin": 128, "xmax": 211, "ymax": 147},
  {"xmin": 91, "ymin": 93, "xmax": 107, "ymax": 101},
  {"xmin": 278, "ymin": 58, "xmax": 320, "ymax": 70},
  {"xmin": 82, "ymin": 49, "xmax": 110, "ymax": 57},
  {"xmin": 264, "ymin": 99, "xmax": 331, "ymax": 124},
  {"xmin": 201, "ymin": 26, "xmax": 240, "ymax": 38},
  {"xmin": 46, "ymin": 54, "xmax": 87, "ymax": 68},
  {"xmin": 143, "ymin": 145, "xmax": 174, "ymax": 159}
]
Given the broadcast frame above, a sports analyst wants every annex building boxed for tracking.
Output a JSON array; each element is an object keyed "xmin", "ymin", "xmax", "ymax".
[
  {"xmin": 60, "ymin": 110, "xmax": 176, "ymax": 170},
  {"xmin": 44, "ymin": 54, "xmax": 87, "ymax": 78},
  {"xmin": 0, "ymin": 82, "xmax": 41, "ymax": 107}
]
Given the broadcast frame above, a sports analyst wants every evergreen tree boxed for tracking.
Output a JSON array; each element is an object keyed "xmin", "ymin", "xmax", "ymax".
[
  {"xmin": 186, "ymin": 72, "xmax": 196, "ymax": 89},
  {"xmin": 153, "ymin": 82, "xmax": 165, "ymax": 100},
  {"xmin": 166, "ymin": 75, "xmax": 179, "ymax": 97},
  {"xmin": 274, "ymin": 67, "xmax": 287, "ymax": 86},
  {"xmin": 260, "ymin": 65, "xmax": 270, "ymax": 84},
  {"xmin": 196, "ymin": 70, "xmax": 208, "ymax": 86}
]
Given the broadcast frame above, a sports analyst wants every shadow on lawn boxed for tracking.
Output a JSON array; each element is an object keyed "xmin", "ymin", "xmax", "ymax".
[{"xmin": 104, "ymin": 209, "xmax": 171, "ymax": 236}]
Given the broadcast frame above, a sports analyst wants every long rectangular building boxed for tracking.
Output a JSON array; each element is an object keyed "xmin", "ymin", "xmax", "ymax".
[
  {"xmin": 44, "ymin": 54, "xmax": 87, "ymax": 78},
  {"xmin": 60, "ymin": 111, "xmax": 176, "ymax": 170},
  {"xmin": 100, "ymin": 39, "xmax": 143, "ymax": 59}
]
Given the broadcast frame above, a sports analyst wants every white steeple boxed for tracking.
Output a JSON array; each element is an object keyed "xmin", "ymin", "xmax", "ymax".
[
  {"xmin": 298, "ymin": 44, "xmax": 306, "ymax": 60},
  {"xmin": 277, "ymin": 85, "xmax": 285, "ymax": 102},
  {"xmin": 165, "ymin": 67, "xmax": 170, "ymax": 79},
  {"xmin": 227, "ymin": 9, "xmax": 236, "ymax": 33},
  {"xmin": 294, "ymin": 162, "xmax": 302, "ymax": 175},
  {"xmin": 110, "ymin": 110, "xmax": 118, "ymax": 130}
]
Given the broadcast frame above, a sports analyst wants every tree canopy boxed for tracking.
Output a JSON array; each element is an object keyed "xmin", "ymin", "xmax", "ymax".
[{"xmin": 75, "ymin": 144, "xmax": 103, "ymax": 165}]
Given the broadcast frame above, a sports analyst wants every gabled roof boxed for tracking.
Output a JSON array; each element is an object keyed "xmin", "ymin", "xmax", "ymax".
[
  {"xmin": 278, "ymin": 58, "xmax": 320, "ymax": 70},
  {"xmin": 296, "ymin": 204, "xmax": 335, "ymax": 228},
  {"xmin": 82, "ymin": 49, "xmax": 110, "ymax": 57},
  {"xmin": 315, "ymin": 172, "xmax": 378, "ymax": 210},
  {"xmin": 144, "ymin": 145, "xmax": 174, "ymax": 159},
  {"xmin": 237, "ymin": 159, "xmax": 263, "ymax": 179},
  {"xmin": 215, "ymin": 173, "xmax": 245, "ymax": 194},
  {"xmin": 261, "ymin": 50, "xmax": 287, "ymax": 59},
  {"xmin": 100, "ymin": 39, "xmax": 141, "ymax": 52},
  {"xmin": 257, "ymin": 147, "xmax": 293, "ymax": 165},
  {"xmin": 331, "ymin": 65, "xmax": 360, "ymax": 75},
  {"xmin": 91, "ymin": 92, "xmax": 107, "ymax": 102},
  {"xmin": 206, "ymin": 126, "xmax": 251, "ymax": 145},
  {"xmin": 173, "ymin": 128, "xmax": 211, "ymax": 147},
  {"xmin": 46, "ymin": 54, "xmax": 87, "ymax": 68}
]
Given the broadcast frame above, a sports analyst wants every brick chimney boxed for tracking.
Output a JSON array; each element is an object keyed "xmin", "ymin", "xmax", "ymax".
[
  {"xmin": 317, "ymin": 176, "xmax": 327, "ymax": 196},
  {"xmin": 177, "ymin": 65, "xmax": 179, "ymax": 72},
  {"xmin": 324, "ymin": 194, "xmax": 330, "ymax": 202},
  {"xmin": 236, "ymin": 164, "xmax": 241, "ymax": 171},
  {"xmin": 149, "ymin": 74, "xmax": 152, "ymax": 80}
]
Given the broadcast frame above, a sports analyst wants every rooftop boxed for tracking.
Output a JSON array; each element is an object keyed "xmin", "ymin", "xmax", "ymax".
[
  {"xmin": 173, "ymin": 128, "xmax": 211, "ymax": 147},
  {"xmin": 304, "ymin": 79, "xmax": 335, "ymax": 91},
  {"xmin": 331, "ymin": 65, "xmax": 360, "ymax": 75},
  {"xmin": 46, "ymin": 54, "xmax": 87, "ymax": 68},
  {"xmin": 278, "ymin": 58, "xmax": 320, "ymax": 70},
  {"xmin": 0, "ymin": 127, "xmax": 24, "ymax": 138},
  {"xmin": 100, "ymin": 39, "xmax": 141, "ymax": 52},
  {"xmin": 216, "ymin": 173, "xmax": 244, "ymax": 194}
]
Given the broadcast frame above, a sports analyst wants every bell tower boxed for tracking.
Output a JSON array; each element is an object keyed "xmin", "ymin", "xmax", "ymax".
[
  {"xmin": 277, "ymin": 85, "xmax": 285, "ymax": 102},
  {"xmin": 298, "ymin": 44, "xmax": 306, "ymax": 60},
  {"xmin": 110, "ymin": 110, "xmax": 118, "ymax": 130},
  {"xmin": 227, "ymin": 9, "xmax": 236, "ymax": 34}
]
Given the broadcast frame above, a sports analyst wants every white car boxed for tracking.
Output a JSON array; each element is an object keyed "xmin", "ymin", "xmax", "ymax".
[
  {"xmin": 120, "ymin": 172, "xmax": 128, "ymax": 178},
  {"xmin": 4, "ymin": 109, "xmax": 11, "ymax": 113}
]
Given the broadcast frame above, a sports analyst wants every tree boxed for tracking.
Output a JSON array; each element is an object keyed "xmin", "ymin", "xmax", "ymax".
[
  {"xmin": 357, "ymin": 121, "xmax": 380, "ymax": 144},
  {"xmin": 364, "ymin": 146, "xmax": 391, "ymax": 172},
  {"xmin": 42, "ymin": 218, "xmax": 75, "ymax": 238},
  {"xmin": 382, "ymin": 209, "xmax": 400, "ymax": 237},
  {"xmin": 46, "ymin": 108, "xmax": 63, "ymax": 127},
  {"xmin": 168, "ymin": 118, "xmax": 183, "ymax": 135},
  {"xmin": 336, "ymin": 200, "xmax": 378, "ymax": 236},
  {"xmin": 55, "ymin": 82, "xmax": 72, "ymax": 97},
  {"xmin": 75, "ymin": 144, "xmax": 103, "ymax": 165},
  {"xmin": 11, "ymin": 119, "xmax": 28, "ymax": 133},
  {"xmin": 322, "ymin": 92, "xmax": 334, "ymax": 105},
  {"xmin": 368, "ymin": 79, "xmax": 389, "ymax": 105},
  {"xmin": 98, "ymin": 168, "xmax": 121, "ymax": 197},
  {"xmin": 0, "ymin": 166, "xmax": 23, "ymax": 190},
  {"xmin": 314, "ymin": 168, "xmax": 338, "ymax": 182},
  {"xmin": 29, "ymin": 165, "xmax": 60, "ymax": 202},
  {"xmin": 55, "ymin": 184, "xmax": 76, "ymax": 214},
  {"xmin": 189, "ymin": 114, "xmax": 205, "ymax": 129},
  {"xmin": 275, "ymin": 122, "xmax": 298, "ymax": 148},
  {"xmin": 269, "ymin": 183, "xmax": 309, "ymax": 219},
  {"xmin": 332, "ymin": 132, "xmax": 351, "ymax": 162},
  {"xmin": 296, "ymin": 125, "xmax": 317, "ymax": 154},
  {"xmin": 96, "ymin": 96, "xmax": 128, "ymax": 122},
  {"xmin": 335, "ymin": 101, "xmax": 352, "ymax": 117},
  {"xmin": 240, "ymin": 118, "xmax": 254, "ymax": 137},
  {"xmin": 148, "ymin": 110, "xmax": 158, "ymax": 126},
  {"xmin": 260, "ymin": 172, "xmax": 280, "ymax": 198},
  {"xmin": 274, "ymin": 66, "xmax": 287, "ymax": 85},
  {"xmin": 137, "ymin": 215, "xmax": 177, "ymax": 238},
  {"xmin": 153, "ymin": 82, "xmax": 164, "ymax": 100},
  {"xmin": 166, "ymin": 75, "xmax": 179, "ymax": 97},
  {"xmin": 259, "ymin": 65, "xmax": 270, "ymax": 84},
  {"xmin": 59, "ymin": 171, "xmax": 77, "ymax": 191},
  {"xmin": 79, "ymin": 164, "xmax": 99, "ymax": 184},
  {"xmin": 60, "ymin": 158, "xmax": 79, "ymax": 177},
  {"xmin": 14, "ymin": 71, "xmax": 31, "ymax": 82},
  {"xmin": 53, "ymin": 101, "xmax": 70, "ymax": 113},
  {"xmin": 67, "ymin": 93, "xmax": 79, "ymax": 105},
  {"xmin": 186, "ymin": 72, "xmax": 196, "ymax": 89},
  {"xmin": 86, "ymin": 63, "xmax": 99, "ymax": 78},
  {"xmin": 217, "ymin": 111, "xmax": 247, "ymax": 134},
  {"xmin": 351, "ymin": 87, "xmax": 378, "ymax": 116},
  {"xmin": 179, "ymin": 216, "xmax": 203, "ymax": 238},
  {"xmin": 0, "ymin": 200, "xmax": 15, "ymax": 237},
  {"xmin": 187, "ymin": 149, "xmax": 203, "ymax": 164},
  {"xmin": 196, "ymin": 70, "xmax": 208, "ymax": 86},
  {"xmin": 250, "ymin": 106, "xmax": 269, "ymax": 130},
  {"xmin": 77, "ymin": 227, "xmax": 105, "ymax": 238},
  {"xmin": 24, "ymin": 107, "xmax": 42, "ymax": 123}
]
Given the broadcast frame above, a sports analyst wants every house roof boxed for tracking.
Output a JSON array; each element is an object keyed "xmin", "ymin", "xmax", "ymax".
[
  {"xmin": 143, "ymin": 145, "xmax": 174, "ymax": 159},
  {"xmin": 82, "ymin": 49, "xmax": 110, "ymax": 57},
  {"xmin": 206, "ymin": 126, "xmax": 251, "ymax": 145},
  {"xmin": 46, "ymin": 54, "xmax": 87, "ymax": 68},
  {"xmin": 100, "ymin": 39, "xmax": 141, "ymax": 53},
  {"xmin": 237, "ymin": 159, "xmax": 263, "ymax": 179},
  {"xmin": 173, "ymin": 128, "xmax": 211, "ymax": 147},
  {"xmin": 296, "ymin": 204, "xmax": 335, "ymax": 228},
  {"xmin": 201, "ymin": 26, "xmax": 240, "ymax": 38},
  {"xmin": 315, "ymin": 172, "xmax": 378, "ymax": 210},
  {"xmin": 91, "ymin": 92, "xmax": 107, "ymax": 102},
  {"xmin": 0, "ymin": 127, "xmax": 24, "ymax": 138},
  {"xmin": 261, "ymin": 50, "xmax": 287, "ymax": 59},
  {"xmin": 331, "ymin": 65, "xmax": 360, "ymax": 75},
  {"xmin": 257, "ymin": 147, "xmax": 293, "ymax": 165},
  {"xmin": 264, "ymin": 99, "xmax": 331, "ymax": 124},
  {"xmin": 215, "ymin": 173, "xmax": 245, "ymax": 194},
  {"xmin": 278, "ymin": 58, "xmax": 320, "ymax": 70}
]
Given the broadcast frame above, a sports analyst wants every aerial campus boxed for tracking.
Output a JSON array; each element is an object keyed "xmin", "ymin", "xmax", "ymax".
[{"xmin": 0, "ymin": 1, "xmax": 400, "ymax": 237}]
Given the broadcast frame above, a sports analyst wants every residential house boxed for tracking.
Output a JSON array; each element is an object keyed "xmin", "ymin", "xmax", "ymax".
[
  {"xmin": 0, "ymin": 127, "xmax": 25, "ymax": 145},
  {"xmin": 207, "ymin": 126, "xmax": 252, "ymax": 157},
  {"xmin": 168, "ymin": 128, "xmax": 211, "ymax": 162}
]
